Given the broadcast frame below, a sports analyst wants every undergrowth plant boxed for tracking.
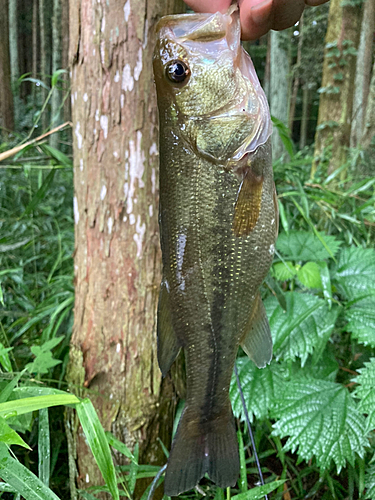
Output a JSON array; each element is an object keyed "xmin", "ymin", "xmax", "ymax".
[{"xmin": 0, "ymin": 108, "xmax": 375, "ymax": 499}]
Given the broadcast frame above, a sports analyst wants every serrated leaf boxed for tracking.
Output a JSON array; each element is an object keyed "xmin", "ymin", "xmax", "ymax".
[
  {"xmin": 265, "ymin": 292, "xmax": 338, "ymax": 365},
  {"xmin": 276, "ymin": 231, "xmax": 341, "ymax": 261},
  {"xmin": 230, "ymin": 358, "xmax": 286, "ymax": 422},
  {"xmin": 345, "ymin": 296, "xmax": 375, "ymax": 347},
  {"xmin": 365, "ymin": 463, "xmax": 375, "ymax": 499},
  {"xmin": 272, "ymin": 379, "xmax": 367, "ymax": 471},
  {"xmin": 297, "ymin": 262, "xmax": 322, "ymax": 289},
  {"xmin": 333, "ymin": 246, "xmax": 375, "ymax": 300},
  {"xmin": 353, "ymin": 358, "xmax": 375, "ymax": 431},
  {"xmin": 273, "ymin": 261, "xmax": 297, "ymax": 281}
]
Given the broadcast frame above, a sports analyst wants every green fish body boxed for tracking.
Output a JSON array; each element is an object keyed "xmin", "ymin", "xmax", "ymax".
[{"xmin": 153, "ymin": 7, "xmax": 278, "ymax": 496}]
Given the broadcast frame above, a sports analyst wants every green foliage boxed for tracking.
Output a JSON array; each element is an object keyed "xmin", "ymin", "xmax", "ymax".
[{"xmin": 354, "ymin": 359, "xmax": 375, "ymax": 430}]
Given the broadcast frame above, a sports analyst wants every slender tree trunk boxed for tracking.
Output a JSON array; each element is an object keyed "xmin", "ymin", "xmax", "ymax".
[
  {"xmin": 300, "ymin": 87, "xmax": 311, "ymax": 150},
  {"xmin": 39, "ymin": 0, "xmax": 48, "ymax": 129},
  {"xmin": 8, "ymin": 0, "xmax": 19, "ymax": 120},
  {"xmin": 67, "ymin": 0, "xmax": 184, "ymax": 497},
  {"xmin": 50, "ymin": 0, "xmax": 62, "ymax": 148},
  {"xmin": 312, "ymin": 0, "xmax": 362, "ymax": 177},
  {"xmin": 61, "ymin": 0, "xmax": 70, "ymax": 122},
  {"xmin": 263, "ymin": 32, "xmax": 271, "ymax": 100},
  {"xmin": 32, "ymin": 0, "xmax": 38, "ymax": 103},
  {"xmin": 289, "ymin": 14, "xmax": 304, "ymax": 132},
  {"xmin": 362, "ymin": 60, "xmax": 375, "ymax": 149},
  {"xmin": 350, "ymin": 0, "xmax": 374, "ymax": 148},
  {"xmin": 270, "ymin": 30, "xmax": 290, "ymax": 159},
  {"xmin": 0, "ymin": 0, "xmax": 14, "ymax": 134}
]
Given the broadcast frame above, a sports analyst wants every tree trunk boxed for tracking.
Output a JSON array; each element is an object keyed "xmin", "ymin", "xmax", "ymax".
[
  {"xmin": 300, "ymin": 87, "xmax": 311, "ymax": 150},
  {"xmin": 8, "ymin": 0, "xmax": 19, "ymax": 122},
  {"xmin": 312, "ymin": 0, "xmax": 362, "ymax": 177},
  {"xmin": 289, "ymin": 14, "xmax": 304, "ymax": 133},
  {"xmin": 350, "ymin": 0, "xmax": 374, "ymax": 148},
  {"xmin": 32, "ymin": 0, "xmax": 38, "ymax": 103},
  {"xmin": 270, "ymin": 30, "xmax": 290, "ymax": 159},
  {"xmin": 0, "ymin": 0, "xmax": 14, "ymax": 134},
  {"xmin": 362, "ymin": 60, "xmax": 375, "ymax": 150},
  {"xmin": 263, "ymin": 32, "xmax": 271, "ymax": 100},
  {"xmin": 39, "ymin": 0, "xmax": 48, "ymax": 129},
  {"xmin": 50, "ymin": 0, "xmax": 62, "ymax": 148},
  {"xmin": 67, "ymin": 0, "xmax": 184, "ymax": 497},
  {"xmin": 61, "ymin": 0, "xmax": 70, "ymax": 122}
]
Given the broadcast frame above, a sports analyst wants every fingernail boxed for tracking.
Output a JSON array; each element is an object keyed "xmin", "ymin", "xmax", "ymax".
[{"xmin": 250, "ymin": 0, "xmax": 273, "ymax": 26}]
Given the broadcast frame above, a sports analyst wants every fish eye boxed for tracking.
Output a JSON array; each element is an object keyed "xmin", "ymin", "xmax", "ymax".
[{"xmin": 165, "ymin": 60, "xmax": 190, "ymax": 84}]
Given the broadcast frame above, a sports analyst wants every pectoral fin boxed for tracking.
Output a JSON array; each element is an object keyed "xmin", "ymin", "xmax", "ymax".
[
  {"xmin": 157, "ymin": 281, "xmax": 181, "ymax": 377},
  {"xmin": 240, "ymin": 293, "xmax": 272, "ymax": 368},
  {"xmin": 233, "ymin": 169, "xmax": 263, "ymax": 237}
]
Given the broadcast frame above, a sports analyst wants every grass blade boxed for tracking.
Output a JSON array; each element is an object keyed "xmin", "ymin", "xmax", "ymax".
[
  {"xmin": 237, "ymin": 431, "xmax": 247, "ymax": 494},
  {"xmin": 21, "ymin": 169, "xmax": 55, "ymax": 217},
  {"xmin": 0, "ymin": 442, "xmax": 61, "ymax": 500},
  {"xmin": 231, "ymin": 480, "xmax": 286, "ymax": 500},
  {"xmin": 0, "ymin": 394, "xmax": 80, "ymax": 419},
  {"xmin": 38, "ymin": 408, "xmax": 50, "ymax": 486},
  {"xmin": 76, "ymin": 398, "xmax": 119, "ymax": 500}
]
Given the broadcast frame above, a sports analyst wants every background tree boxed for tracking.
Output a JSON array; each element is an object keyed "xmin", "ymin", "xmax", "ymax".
[
  {"xmin": 0, "ymin": 0, "xmax": 14, "ymax": 135},
  {"xmin": 66, "ymin": 0, "xmax": 184, "ymax": 496}
]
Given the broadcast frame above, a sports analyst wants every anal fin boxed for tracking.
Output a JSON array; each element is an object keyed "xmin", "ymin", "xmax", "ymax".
[
  {"xmin": 240, "ymin": 292, "xmax": 272, "ymax": 368},
  {"xmin": 157, "ymin": 280, "xmax": 181, "ymax": 377}
]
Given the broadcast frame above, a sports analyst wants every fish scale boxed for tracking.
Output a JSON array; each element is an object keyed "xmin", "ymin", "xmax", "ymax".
[{"xmin": 154, "ymin": 6, "xmax": 277, "ymax": 496}]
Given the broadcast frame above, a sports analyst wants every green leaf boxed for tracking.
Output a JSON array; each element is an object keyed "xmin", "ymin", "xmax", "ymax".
[
  {"xmin": 76, "ymin": 399, "xmax": 120, "ymax": 500},
  {"xmin": 237, "ymin": 431, "xmax": 247, "ymax": 493},
  {"xmin": 333, "ymin": 247, "xmax": 375, "ymax": 300},
  {"xmin": 0, "ymin": 442, "xmax": 61, "ymax": 500},
  {"xmin": 0, "ymin": 394, "xmax": 79, "ymax": 419},
  {"xmin": 0, "ymin": 343, "xmax": 13, "ymax": 372},
  {"xmin": 317, "ymin": 261, "xmax": 333, "ymax": 306},
  {"xmin": 231, "ymin": 480, "xmax": 286, "ymax": 500},
  {"xmin": 21, "ymin": 169, "xmax": 56, "ymax": 217},
  {"xmin": 345, "ymin": 296, "xmax": 375, "ymax": 347},
  {"xmin": 272, "ymin": 261, "xmax": 297, "ymax": 281},
  {"xmin": 51, "ymin": 69, "xmax": 67, "ymax": 88},
  {"xmin": 266, "ymin": 292, "xmax": 338, "ymax": 365},
  {"xmin": 38, "ymin": 408, "xmax": 50, "ymax": 486},
  {"xmin": 0, "ymin": 416, "xmax": 31, "ymax": 449},
  {"xmin": 276, "ymin": 231, "xmax": 341, "ymax": 262},
  {"xmin": 365, "ymin": 462, "xmax": 375, "ymax": 499},
  {"xmin": 297, "ymin": 262, "xmax": 322, "ymax": 289},
  {"xmin": 105, "ymin": 431, "xmax": 136, "ymax": 462},
  {"xmin": 26, "ymin": 337, "xmax": 64, "ymax": 375},
  {"xmin": 353, "ymin": 358, "xmax": 375, "ymax": 431},
  {"xmin": 271, "ymin": 116, "xmax": 294, "ymax": 157},
  {"xmin": 230, "ymin": 358, "xmax": 285, "ymax": 422},
  {"xmin": 40, "ymin": 144, "xmax": 73, "ymax": 168},
  {"xmin": 271, "ymin": 379, "xmax": 367, "ymax": 471}
]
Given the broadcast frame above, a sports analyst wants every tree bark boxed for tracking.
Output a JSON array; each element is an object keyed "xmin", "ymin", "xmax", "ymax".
[
  {"xmin": 312, "ymin": 0, "xmax": 362, "ymax": 177},
  {"xmin": 350, "ymin": 0, "xmax": 374, "ymax": 148},
  {"xmin": 362, "ymin": 60, "xmax": 375, "ymax": 150},
  {"xmin": 32, "ymin": 0, "xmax": 38, "ymax": 103},
  {"xmin": 0, "ymin": 0, "xmax": 14, "ymax": 134},
  {"xmin": 299, "ymin": 87, "xmax": 311, "ymax": 150},
  {"xmin": 39, "ymin": 0, "xmax": 48, "ymax": 129},
  {"xmin": 8, "ymin": 0, "xmax": 19, "ymax": 89},
  {"xmin": 67, "ymin": 0, "xmax": 184, "ymax": 497},
  {"xmin": 61, "ymin": 0, "xmax": 71, "ymax": 122},
  {"xmin": 270, "ymin": 30, "xmax": 290, "ymax": 159},
  {"xmin": 289, "ymin": 14, "xmax": 304, "ymax": 133}
]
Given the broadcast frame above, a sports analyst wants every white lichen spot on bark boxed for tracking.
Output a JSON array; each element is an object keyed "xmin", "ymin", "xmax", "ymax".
[
  {"xmin": 129, "ymin": 213, "xmax": 135, "ymax": 225},
  {"xmin": 114, "ymin": 70, "xmax": 120, "ymax": 82},
  {"xmin": 134, "ymin": 215, "xmax": 146, "ymax": 258},
  {"xmin": 123, "ymin": 0, "xmax": 130, "ymax": 22},
  {"xmin": 149, "ymin": 204, "xmax": 153, "ymax": 217},
  {"xmin": 95, "ymin": 109, "xmax": 100, "ymax": 121},
  {"xmin": 120, "ymin": 94, "xmax": 125, "ymax": 108},
  {"xmin": 73, "ymin": 196, "xmax": 79, "ymax": 224},
  {"xmin": 149, "ymin": 142, "xmax": 158, "ymax": 156},
  {"xmin": 100, "ymin": 41, "xmax": 106, "ymax": 65},
  {"xmin": 151, "ymin": 167, "xmax": 156, "ymax": 194},
  {"xmin": 122, "ymin": 64, "xmax": 134, "ymax": 92},
  {"xmin": 83, "ymin": 92, "xmax": 88, "ymax": 102},
  {"xmin": 80, "ymin": 159, "xmax": 83, "ymax": 171},
  {"xmin": 100, "ymin": 115, "xmax": 109, "ymax": 139},
  {"xmin": 107, "ymin": 217, "xmax": 113, "ymax": 234},
  {"xmin": 134, "ymin": 47, "xmax": 143, "ymax": 81},
  {"xmin": 85, "ymin": 474, "xmax": 90, "ymax": 483},
  {"xmin": 113, "ymin": 151, "xmax": 119, "ymax": 158},
  {"xmin": 75, "ymin": 122, "xmax": 83, "ymax": 150},
  {"xmin": 100, "ymin": 185, "xmax": 107, "ymax": 200},
  {"xmin": 116, "ymin": 343, "xmax": 121, "ymax": 353},
  {"xmin": 126, "ymin": 132, "xmax": 145, "ymax": 215},
  {"xmin": 101, "ymin": 16, "xmax": 105, "ymax": 33},
  {"xmin": 143, "ymin": 19, "xmax": 148, "ymax": 49}
]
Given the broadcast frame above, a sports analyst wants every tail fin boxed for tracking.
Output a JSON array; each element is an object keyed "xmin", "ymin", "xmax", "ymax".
[{"xmin": 164, "ymin": 406, "xmax": 239, "ymax": 496}]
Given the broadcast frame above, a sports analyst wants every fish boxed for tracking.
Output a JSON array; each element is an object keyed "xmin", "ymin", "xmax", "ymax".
[{"xmin": 153, "ymin": 5, "xmax": 278, "ymax": 496}]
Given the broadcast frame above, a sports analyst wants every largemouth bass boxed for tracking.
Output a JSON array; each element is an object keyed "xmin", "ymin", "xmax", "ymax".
[{"xmin": 153, "ymin": 6, "xmax": 278, "ymax": 496}]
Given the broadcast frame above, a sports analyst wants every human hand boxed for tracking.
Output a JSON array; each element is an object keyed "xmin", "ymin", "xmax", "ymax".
[{"xmin": 183, "ymin": 0, "xmax": 329, "ymax": 40}]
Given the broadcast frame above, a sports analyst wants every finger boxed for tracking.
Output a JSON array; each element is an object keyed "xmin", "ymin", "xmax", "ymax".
[
  {"xmin": 240, "ymin": 0, "xmax": 306, "ymax": 40},
  {"xmin": 183, "ymin": 0, "xmax": 232, "ymax": 12}
]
